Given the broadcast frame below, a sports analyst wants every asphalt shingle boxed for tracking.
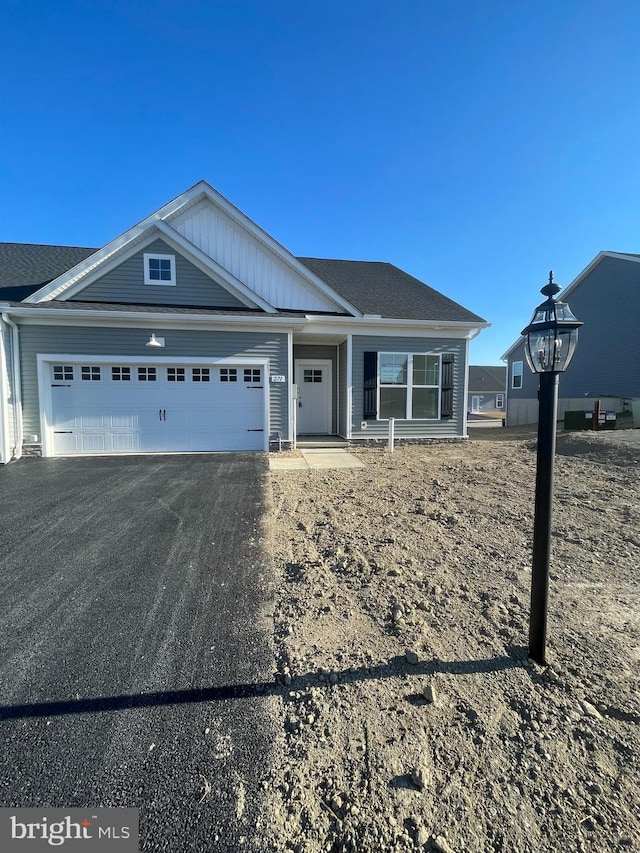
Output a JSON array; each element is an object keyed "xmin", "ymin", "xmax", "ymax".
[
  {"xmin": 0, "ymin": 242, "xmax": 96, "ymax": 299},
  {"xmin": 0, "ymin": 242, "xmax": 485, "ymax": 324},
  {"xmin": 297, "ymin": 257, "xmax": 485, "ymax": 322}
]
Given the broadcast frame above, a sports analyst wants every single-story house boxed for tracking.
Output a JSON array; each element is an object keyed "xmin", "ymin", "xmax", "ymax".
[
  {"xmin": 0, "ymin": 181, "xmax": 488, "ymax": 462},
  {"xmin": 467, "ymin": 365, "xmax": 506, "ymax": 417},
  {"xmin": 502, "ymin": 252, "xmax": 640, "ymax": 426}
]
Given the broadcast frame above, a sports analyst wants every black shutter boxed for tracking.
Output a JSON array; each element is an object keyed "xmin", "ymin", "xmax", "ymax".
[
  {"xmin": 440, "ymin": 354, "xmax": 454, "ymax": 419},
  {"xmin": 363, "ymin": 351, "xmax": 377, "ymax": 420}
]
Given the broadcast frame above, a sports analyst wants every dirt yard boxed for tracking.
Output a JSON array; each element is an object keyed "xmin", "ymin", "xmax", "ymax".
[{"xmin": 256, "ymin": 428, "xmax": 639, "ymax": 853}]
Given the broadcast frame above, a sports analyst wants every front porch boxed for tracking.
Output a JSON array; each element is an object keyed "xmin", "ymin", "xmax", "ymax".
[{"xmin": 295, "ymin": 434, "xmax": 348, "ymax": 448}]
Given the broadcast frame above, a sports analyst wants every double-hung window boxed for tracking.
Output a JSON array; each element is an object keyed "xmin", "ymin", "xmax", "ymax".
[
  {"xmin": 512, "ymin": 361, "xmax": 523, "ymax": 389},
  {"xmin": 378, "ymin": 353, "xmax": 441, "ymax": 420}
]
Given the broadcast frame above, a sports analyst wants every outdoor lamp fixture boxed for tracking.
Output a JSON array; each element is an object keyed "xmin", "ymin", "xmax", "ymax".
[
  {"xmin": 145, "ymin": 333, "xmax": 165, "ymax": 348},
  {"xmin": 521, "ymin": 271, "xmax": 583, "ymax": 665}
]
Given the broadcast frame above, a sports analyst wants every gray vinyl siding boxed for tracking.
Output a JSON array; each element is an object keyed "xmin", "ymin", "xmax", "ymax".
[
  {"xmin": 468, "ymin": 394, "xmax": 505, "ymax": 415},
  {"xmin": 506, "ymin": 341, "xmax": 539, "ymax": 399},
  {"xmin": 338, "ymin": 340, "xmax": 348, "ymax": 437},
  {"xmin": 294, "ymin": 344, "xmax": 338, "ymax": 433},
  {"xmin": 18, "ymin": 325, "xmax": 288, "ymax": 440},
  {"xmin": 351, "ymin": 335, "xmax": 466, "ymax": 439},
  {"xmin": 506, "ymin": 255, "xmax": 640, "ymax": 425},
  {"xmin": 508, "ymin": 257, "xmax": 640, "ymax": 412},
  {"xmin": 553, "ymin": 257, "xmax": 640, "ymax": 398},
  {"xmin": 1, "ymin": 322, "xmax": 15, "ymax": 452},
  {"xmin": 69, "ymin": 239, "xmax": 247, "ymax": 309}
]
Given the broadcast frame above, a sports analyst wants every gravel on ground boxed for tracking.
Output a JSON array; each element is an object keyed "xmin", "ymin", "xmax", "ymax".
[{"xmin": 256, "ymin": 429, "xmax": 640, "ymax": 853}]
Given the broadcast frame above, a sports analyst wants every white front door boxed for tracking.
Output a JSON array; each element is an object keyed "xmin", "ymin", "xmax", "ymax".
[
  {"xmin": 471, "ymin": 396, "xmax": 481, "ymax": 414},
  {"xmin": 295, "ymin": 360, "xmax": 331, "ymax": 434}
]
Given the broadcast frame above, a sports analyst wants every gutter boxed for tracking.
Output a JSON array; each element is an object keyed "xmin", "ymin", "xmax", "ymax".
[
  {"xmin": 5, "ymin": 304, "xmax": 309, "ymax": 330},
  {"xmin": 1, "ymin": 311, "xmax": 23, "ymax": 459}
]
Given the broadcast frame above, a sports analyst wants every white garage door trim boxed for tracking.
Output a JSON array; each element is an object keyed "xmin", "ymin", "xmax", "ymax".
[{"xmin": 37, "ymin": 354, "xmax": 270, "ymax": 457}]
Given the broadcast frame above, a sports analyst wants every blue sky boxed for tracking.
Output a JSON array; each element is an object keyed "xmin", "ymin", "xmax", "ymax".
[{"xmin": 1, "ymin": 0, "xmax": 639, "ymax": 363}]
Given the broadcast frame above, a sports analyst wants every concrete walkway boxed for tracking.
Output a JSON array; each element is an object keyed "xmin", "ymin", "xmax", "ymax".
[{"xmin": 269, "ymin": 448, "xmax": 365, "ymax": 470}]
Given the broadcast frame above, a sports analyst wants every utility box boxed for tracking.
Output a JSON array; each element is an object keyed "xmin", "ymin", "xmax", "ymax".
[
  {"xmin": 564, "ymin": 411, "xmax": 589, "ymax": 431},
  {"xmin": 564, "ymin": 410, "xmax": 617, "ymax": 431}
]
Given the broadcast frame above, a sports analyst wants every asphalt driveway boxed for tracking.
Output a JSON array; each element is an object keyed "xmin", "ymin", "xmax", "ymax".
[{"xmin": 0, "ymin": 454, "xmax": 278, "ymax": 851}]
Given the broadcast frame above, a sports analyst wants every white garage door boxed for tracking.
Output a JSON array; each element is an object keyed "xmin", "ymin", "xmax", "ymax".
[{"xmin": 47, "ymin": 361, "xmax": 266, "ymax": 455}]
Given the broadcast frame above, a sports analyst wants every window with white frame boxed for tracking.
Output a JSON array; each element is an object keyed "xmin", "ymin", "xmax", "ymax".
[
  {"xmin": 379, "ymin": 353, "xmax": 441, "ymax": 419},
  {"xmin": 496, "ymin": 393, "xmax": 504, "ymax": 408},
  {"xmin": 111, "ymin": 366, "xmax": 131, "ymax": 381},
  {"xmin": 512, "ymin": 361, "xmax": 523, "ymax": 389},
  {"xmin": 167, "ymin": 367, "xmax": 185, "ymax": 382},
  {"xmin": 192, "ymin": 368, "xmax": 210, "ymax": 382},
  {"xmin": 81, "ymin": 366, "xmax": 101, "ymax": 381},
  {"xmin": 144, "ymin": 253, "xmax": 176, "ymax": 286},
  {"xmin": 138, "ymin": 367, "xmax": 157, "ymax": 381},
  {"xmin": 53, "ymin": 365, "xmax": 74, "ymax": 381},
  {"xmin": 220, "ymin": 368, "xmax": 237, "ymax": 382}
]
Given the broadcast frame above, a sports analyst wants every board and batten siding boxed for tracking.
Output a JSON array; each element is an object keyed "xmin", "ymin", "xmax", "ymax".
[
  {"xmin": 170, "ymin": 199, "xmax": 342, "ymax": 313},
  {"xmin": 293, "ymin": 344, "xmax": 338, "ymax": 433},
  {"xmin": 18, "ymin": 325, "xmax": 288, "ymax": 440},
  {"xmin": 351, "ymin": 336, "xmax": 466, "ymax": 439},
  {"xmin": 338, "ymin": 340, "xmax": 348, "ymax": 437},
  {"xmin": 69, "ymin": 239, "xmax": 247, "ymax": 309}
]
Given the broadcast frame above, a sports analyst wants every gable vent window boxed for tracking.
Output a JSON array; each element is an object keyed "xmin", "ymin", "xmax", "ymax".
[
  {"xmin": 81, "ymin": 366, "xmax": 101, "ymax": 381},
  {"xmin": 112, "ymin": 366, "xmax": 131, "ymax": 381},
  {"xmin": 192, "ymin": 368, "xmax": 210, "ymax": 382},
  {"xmin": 53, "ymin": 365, "xmax": 74, "ymax": 381},
  {"xmin": 220, "ymin": 368, "xmax": 237, "ymax": 382},
  {"xmin": 144, "ymin": 253, "xmax": 176, "ymax": 286}
]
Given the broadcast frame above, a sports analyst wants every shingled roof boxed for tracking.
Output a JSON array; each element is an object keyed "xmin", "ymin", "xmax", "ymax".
[
  {"xmin": 468, "ymin": 365, "xmax": 506, "ymax": 392},
  {"xmin": 0, "ymin": 242, "xmax": 485, "ymax": 325},
  {"xmin": 0, "ymin": 242, "xmax": 96, "ymax": 301},
  {"xmin": 297, "ymin": 257, "xmax": 485, "ymax": 322}
]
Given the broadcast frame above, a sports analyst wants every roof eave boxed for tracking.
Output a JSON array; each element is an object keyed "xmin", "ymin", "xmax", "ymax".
[{"xmin": 1, "ymin": 303, "xmax": 308, "ymax": 329}]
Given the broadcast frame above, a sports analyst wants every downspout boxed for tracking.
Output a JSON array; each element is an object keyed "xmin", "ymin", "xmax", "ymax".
[
  {"xmin": 1, "ymin": 312, "xmax": 23, "ymax": 459},
  {"xmin": 0, "ymin": 317, "xmax": 9, "ymax": 463},
  {"xmin": 464, "ymin": 327, "xmax": 484, "ymax": 439}
]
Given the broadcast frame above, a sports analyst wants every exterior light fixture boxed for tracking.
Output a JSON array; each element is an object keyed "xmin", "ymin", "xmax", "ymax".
[
  {"xmin": 145, "ymin": 334, "xmax": 165, "ymax": 348},
  {"xmin": 521, "ymin": 271, "xmax": 582, "ymax": 665},
  {"xmin": 522, "ymin": 272, "xmax": 582, "ymax": 374}
]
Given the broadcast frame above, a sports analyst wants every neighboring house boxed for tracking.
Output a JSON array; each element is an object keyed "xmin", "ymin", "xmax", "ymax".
[
  {"xmin": 502, "ymin": 252, "xmax": 640, "ymax": 426},
  {"xmin": 0, "ymin": 181, "xmax": 488, "ymax": 462},
  {"xmin": 467, "ymin": 365, "xmax": 507, "ymax": 417}
]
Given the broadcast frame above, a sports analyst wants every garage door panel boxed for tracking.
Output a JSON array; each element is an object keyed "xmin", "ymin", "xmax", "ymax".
[{"xmin": 47, "ymin": 361, "xmax": 266, "ymax": 455}]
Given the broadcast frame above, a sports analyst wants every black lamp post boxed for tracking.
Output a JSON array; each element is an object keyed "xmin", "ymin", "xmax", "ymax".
[{"xmin": 521, "ymin": 271, "xmax": 583, "ymax": 665}]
